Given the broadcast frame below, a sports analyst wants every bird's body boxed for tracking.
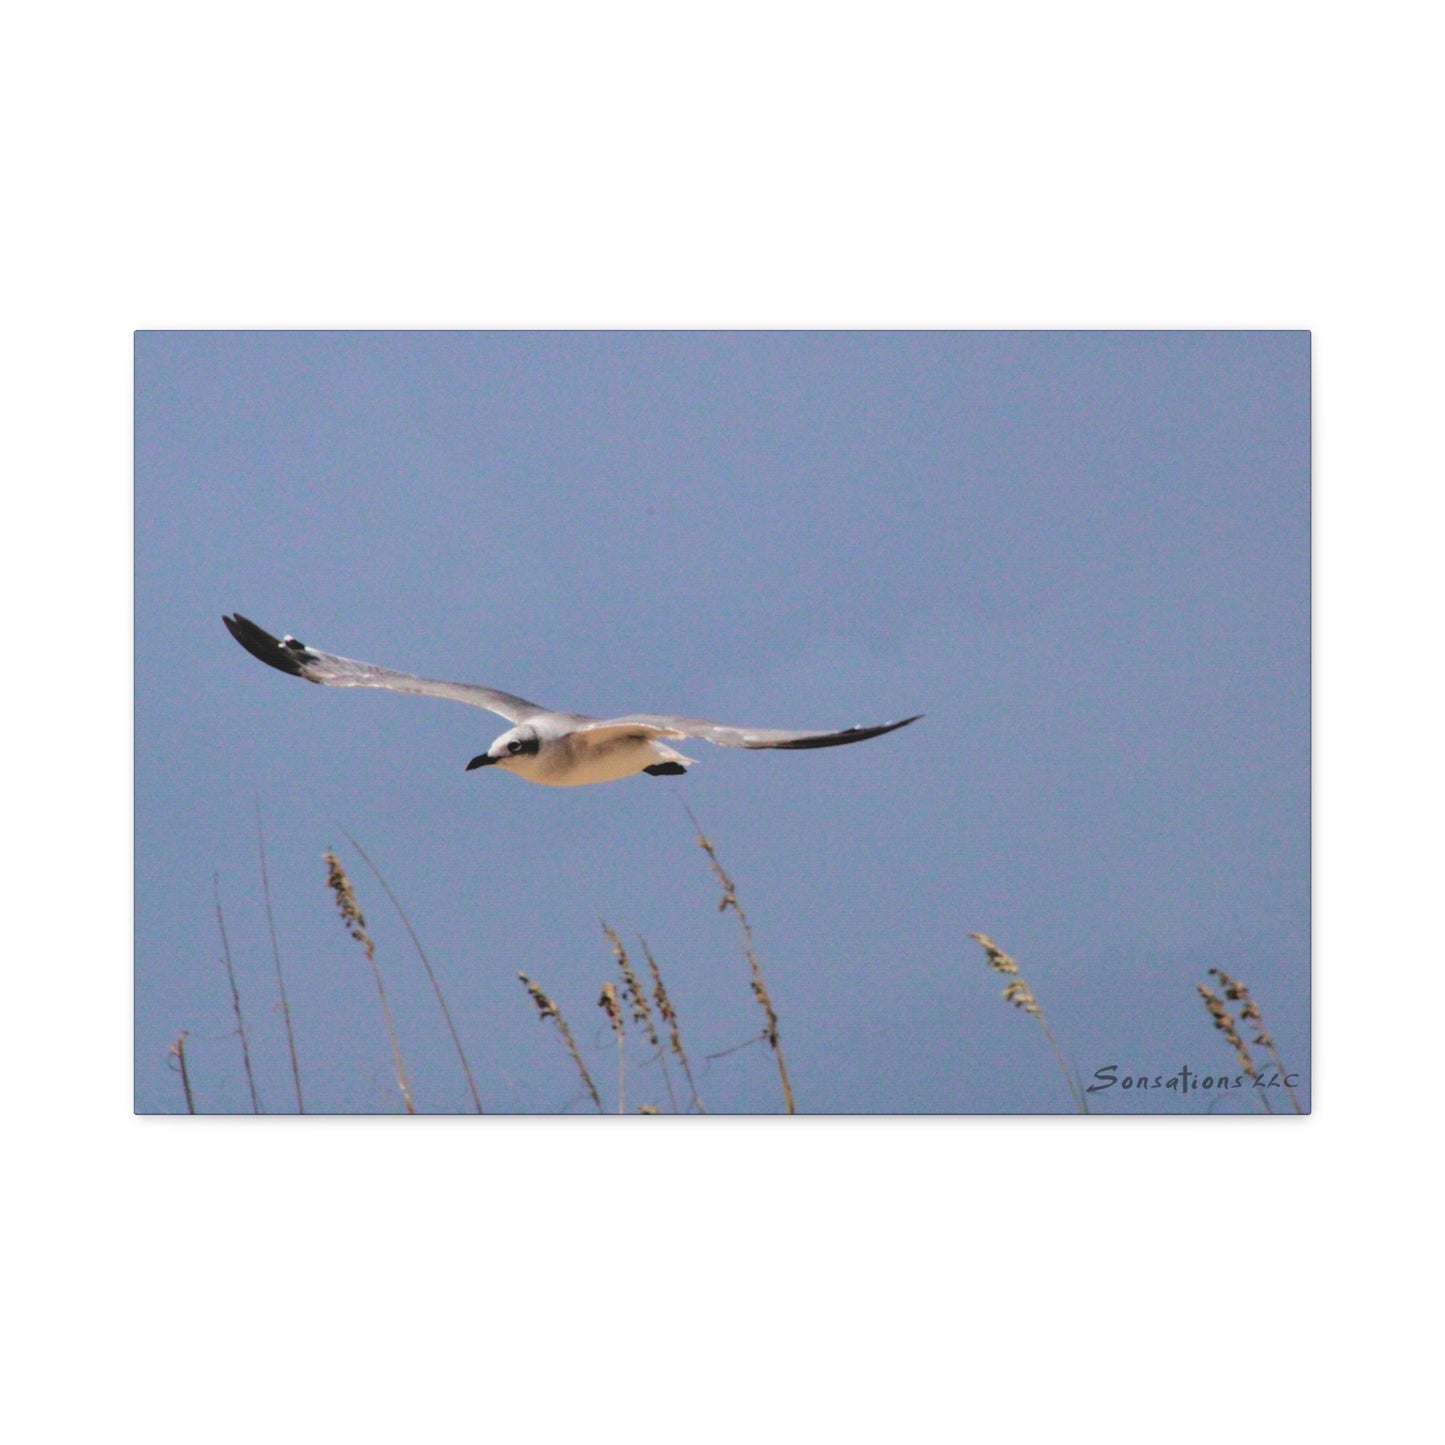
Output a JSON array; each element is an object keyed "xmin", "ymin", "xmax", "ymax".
[
  {"xmin": 472, "ymin": 717, "xmax": 699, "ymax": 787},
  {"xmin": 223, "ymin": 614, "xmax": 919, "ymax": 788}
]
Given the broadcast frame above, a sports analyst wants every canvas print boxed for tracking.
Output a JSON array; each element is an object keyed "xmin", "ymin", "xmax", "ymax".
[{"xmin": 134, "ymin": 331, "xmax": 1310, "ymax": 1114}]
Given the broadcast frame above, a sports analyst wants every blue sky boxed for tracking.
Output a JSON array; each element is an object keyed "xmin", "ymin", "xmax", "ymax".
[{"xmin": 135, "ymin": 329, "xmax": 1309, "ymax": 1114}]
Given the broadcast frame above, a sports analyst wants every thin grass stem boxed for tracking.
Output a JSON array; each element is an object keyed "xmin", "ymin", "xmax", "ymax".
[
  {"xmin": 599, "ymin": 979, "xmax": 626, "ymax": 1114},
  {"xmin": 519, "ymin": 973, "xmax": 603, "ymax": 1113},
  {"xmin": 969, "ymin": 933, "xmax": 1088, "ymax": 1113},
  {"xmin": 685, "ymin": 806, "xmax": 795, "ymax": 1115},
  {"xmin": 324, "ymin": 849, "xmax": 416, "ymax": 1115},
  {"xmin": 639, "ymin": 936, "xmax": 703, "ymax": 1114},
  {"xmin": 1196, "ymin": 980, "xmax": 1266, "ymax": 1110},
  {"xmin": 1201, "ymin": 968, "xmax": 1301, "ymax": 1114},
  {"xmin": 604, "ymin": 924, "xmax": 676, "ymax": 1114},
  {"xmin": 341, "ymin": 828, "xmax": 484, "ymax": 1114},
  {"xmin": 213, "ymin": 872, "xmax": 262, "ymax": 1113},
  {"xmin": 169, "ymin": 1031, "xmax": 196, "ymax": 1114},
  {"xmin": 256, "ymin": 797, "xmax": 304, "ymax": 1113}
]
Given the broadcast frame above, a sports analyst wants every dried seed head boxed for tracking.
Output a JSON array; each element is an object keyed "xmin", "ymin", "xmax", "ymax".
[
  {"xmin": 1197, "ymin": 982, "xmax": 1259, "ymax": 1079},
  {"xmin": 1002, "ymin": 978, "xmax": 1040, "ymax": 1015},
  {"xmin": 643, "ymin": 939, "xmax": 678, "ymax": 1029},
  {"xmin": 604, "ymin": 923, "xmax": 657, "ymax": 1043},
  {"xmin": 969, "ymin": 932, "xmax": 1020, "ymax": 976},
  {"xmin": 324, "ymin": 849, "xmax": 370, "ymax": 946},
  {"xmin": 968, "ymin": 932, "xmax": 1086, "ymax": 1111},
  {"xmin": 1198, "ymin": 968, "xmax": 1301, "ymax": 1112},
  {"xmin": 518, "ymin": 973, "xmax": 602, "ymax": 1112},
  {"xmin": 598, "ymin": 979, "xmax": 623, "ymax": 1035},
  {"xmin": 519, "ymin": 972, "xmax": 558, "ymax": 1023}
]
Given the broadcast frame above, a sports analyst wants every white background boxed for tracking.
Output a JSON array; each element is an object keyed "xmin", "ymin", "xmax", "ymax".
[{"xmin": 7, "ymin": 3, "xmax": 1436, "ymax": 1440}]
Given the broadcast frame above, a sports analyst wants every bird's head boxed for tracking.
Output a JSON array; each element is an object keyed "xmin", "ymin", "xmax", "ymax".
[{"xmin": 466, "ymin": 724, "xmax": 542, "ymax": 773}]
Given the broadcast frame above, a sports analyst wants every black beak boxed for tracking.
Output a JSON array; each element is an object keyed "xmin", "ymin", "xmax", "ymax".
[{"xmin": 465, "ymin": 753, "xmax": 496, "ymax": 771}]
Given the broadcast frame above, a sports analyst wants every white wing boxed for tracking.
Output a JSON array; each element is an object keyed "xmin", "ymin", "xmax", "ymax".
[
  {"xmin": 223, "ymin": 614, "xmax": 553, "ymax": 724},
  {"xmin": 581, "ymin": 712, "xmax": 923, "ymax": 751}
]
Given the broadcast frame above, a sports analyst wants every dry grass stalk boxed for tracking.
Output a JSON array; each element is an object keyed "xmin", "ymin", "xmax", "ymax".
[
  {"xmin": 685, "ymin": 806, "xmax": 795, "ymax": 1114},
  {"xmin": 641, "ymin": 935, "xmax": 703, "ymax": 1113},
  {"xmin": 324, "ymin": 849, "xmax": 416, "ymax": 1115},
  {"xmin": 1196, "ymin": 982, "xmax": 1260, "ymax": 1076},
  {"xmin": 169, "ymin": 1031, "xmax": 196, "ymax": 1114},
  {"xmin": 519, "ymin": 973, "xmax": 603, "ymax": 1113},
  {"xmin": 605, "ymin": 924, "xmax": 678, "ymax": 1114},
  {"xmin": 1200, "ymin": 968, "xmax": 1301, "ymax": 1114},
  {"xmin": 598, "ymin": 979, "xmax": 626, "ymax": 1114},
  {"xmin": 605, "ymin": 924, "xmax": 658, "ymax": 1042},
  {"xmin": 1196, "ymin": 982, "xmax": 1271, "ymax": 1113},
  {"xmin": 213, "ymin": 872, "xmax": 263, "ymax": 1113},
  {"xmin": 969, "ymin": 933, "xmax": 1087, "ymax": 1113},
  {"xmin": 256, "ymin": 798, "xmax": 304, "ymax": 1113},
  {"xmin": 342, "ymin": 828, "xmax": 484, "ymax": 1114}
]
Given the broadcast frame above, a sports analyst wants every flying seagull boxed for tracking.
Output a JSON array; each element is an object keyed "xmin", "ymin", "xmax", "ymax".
[{"xmin": 223, "ymin": 613, "xmax": 920, "ymax": 788}]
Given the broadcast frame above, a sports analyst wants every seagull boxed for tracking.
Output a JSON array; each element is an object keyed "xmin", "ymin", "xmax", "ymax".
[{"xmin": 223, "ymin": 613, "xmax": 920, "ymax": 788}]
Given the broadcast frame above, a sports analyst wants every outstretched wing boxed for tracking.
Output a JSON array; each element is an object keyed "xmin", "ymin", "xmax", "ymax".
[
  {"xmin": 583, "ymin": 712, "xmax": 922, "ymax": 750},
  {"xmin": 223, "ymin": 614, "xmax": 550, "ymax": 724}
]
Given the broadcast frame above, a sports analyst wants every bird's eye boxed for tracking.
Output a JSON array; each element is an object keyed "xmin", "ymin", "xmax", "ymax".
[{"xmin": 508, "ymin": 740, "xmax": 523, "ymax": 754}]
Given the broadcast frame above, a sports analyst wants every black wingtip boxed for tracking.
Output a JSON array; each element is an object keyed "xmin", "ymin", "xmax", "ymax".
[
  {"xmin": 223, "ymin": 613, "xmax": 309, "ymax": 679},
  {"xmin": 769, "ymin": 713, "xmax": 924, "ymax": 751}
]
